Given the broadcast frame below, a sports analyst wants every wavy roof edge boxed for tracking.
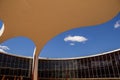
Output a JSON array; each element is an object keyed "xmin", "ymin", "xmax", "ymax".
[{"xmin": 0, "ymin": 48, "xmax": 120, "ymax": 60}]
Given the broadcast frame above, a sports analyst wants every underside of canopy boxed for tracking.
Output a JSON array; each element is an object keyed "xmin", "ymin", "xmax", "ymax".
[{"xmin": 0, "ymin": 0, "xmax": 120, "ymax": 54}]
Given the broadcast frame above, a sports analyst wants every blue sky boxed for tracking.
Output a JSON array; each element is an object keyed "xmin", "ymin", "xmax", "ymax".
[
  {"xmin": 0, "ymin": 13, "xmax": 120, "ymax": 58},
  {"xmin": 0, "ymin": 20, "xmax": 2, "ymax": 29}
]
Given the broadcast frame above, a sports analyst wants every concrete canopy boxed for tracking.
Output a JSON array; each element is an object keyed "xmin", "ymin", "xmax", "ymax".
[{"xmin": 0, "ymin": 0, "xmax": 120, "ymax": 55}]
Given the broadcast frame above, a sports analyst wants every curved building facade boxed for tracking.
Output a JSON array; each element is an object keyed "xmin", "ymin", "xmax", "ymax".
[
  {"xmin": 0, "ymin": 52, "xmax": 32, "ymax": 80},
  {"xmin": 0, "ymin": 49, "xmax": 120, "ymax": 80}
]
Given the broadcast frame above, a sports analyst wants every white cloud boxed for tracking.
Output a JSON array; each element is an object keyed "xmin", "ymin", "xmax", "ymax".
[
  {"xmin": 64, "ymin": 35, "xmax": 88, "ymax": 43},
  {"xmin": 114, "ymin": 20, "xmax": 120, "ymax": 28},
  {"xmin": 0, "ymin": 45, "xmax": 10, "ymax": 53},
  {"xmin": 70, "ymin": 43, "xmax": 75, "ymax": 46},
  {"xmin": 0, "ymin": 49, "xmax": 6, "ymax": 53}
]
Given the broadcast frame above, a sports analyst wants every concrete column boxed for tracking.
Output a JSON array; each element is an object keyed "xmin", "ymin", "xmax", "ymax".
[
  {"xmin": 32, "ymin": 48, "xmax": 39, "ymax": 80},
  {"xmin": 1, "ymin": 75, "xmax": 5, "ymax": 80},
  {"xmin": 20, "ymin": 76, "xmax": 23, "ymax": 80},
  {"xmin": 14, "ymin": 76, "xmax": 16, "ymax": 80}
]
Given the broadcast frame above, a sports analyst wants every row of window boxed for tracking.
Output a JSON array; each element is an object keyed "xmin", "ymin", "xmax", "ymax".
[
  {"xmin": 0, "ymin": 50, "xmax": 120, "ymax": 78},
  {"xmin": 38, "ymin": 51, "xmax": 120, "ymax": 78},
  {"xmin": 0, "ymin": 53, "xmax": 32, "ymax": 69},
  {"xmin": 0, "ymin": 68, "xmax": 30, "ymax": 77}
]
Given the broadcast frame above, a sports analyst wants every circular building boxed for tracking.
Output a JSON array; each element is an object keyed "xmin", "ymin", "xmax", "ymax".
[{"xmin": 0, "ymin": 48, "xmax": 120, "ymax": 80}]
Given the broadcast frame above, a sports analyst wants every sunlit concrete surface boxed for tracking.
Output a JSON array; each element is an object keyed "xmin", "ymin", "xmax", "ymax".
[{"xmin": 0, "ymin": 0, "xmax": 120, "ymax": 54}]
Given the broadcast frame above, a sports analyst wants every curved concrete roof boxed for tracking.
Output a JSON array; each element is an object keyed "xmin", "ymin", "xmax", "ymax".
[
  {"xmin": 0, "ymin": 0, "xmax": 120, "ymax": 55},
  {"xmin": 0, "ymin": 23, "xmax": 4, "ymax": 37},
  {"xmin": 1, "ymin": 48, "xmax": 120, "ymax": 60}
]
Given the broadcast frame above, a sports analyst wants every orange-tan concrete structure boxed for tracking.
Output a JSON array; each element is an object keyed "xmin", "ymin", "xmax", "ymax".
[{"xmin": 0, "ymin": 0, "xmax": 120, "ymax": 80}]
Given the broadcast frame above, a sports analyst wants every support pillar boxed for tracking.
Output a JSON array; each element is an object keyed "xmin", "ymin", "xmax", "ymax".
[
  {"xmin": 1, "ymin": 75, "xmax": 5, "ymax": 80},
  {"xmin": 20, "ymin": 76, "xmax": 23, "ymax": 80},
  {"xmin": 32, "ymin": 48, "xmax": 39, "ymax": 80},
  {"xmin": 14, "ymin": 76, "xmax": 16, "ymax": 80}
]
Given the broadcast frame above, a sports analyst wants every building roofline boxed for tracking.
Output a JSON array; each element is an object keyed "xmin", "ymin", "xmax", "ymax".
[
  {"xmin": 1, "ymin": 48, "xmax": 120, "ymax": 60},
  {"xmin": 0, "ymin": 52, "xmax": 33, "ymax": 59},
  {"xmin": 39, "ymin": 48, "xmax": 120, "ymax": 60}
]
